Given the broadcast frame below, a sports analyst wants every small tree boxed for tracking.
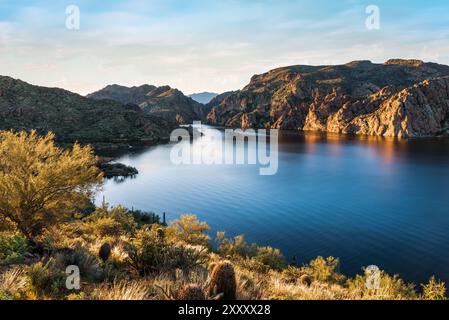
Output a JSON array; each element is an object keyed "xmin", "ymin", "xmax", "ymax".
[{"xmin": 0, "ymin": 130, "xmax": 103, "ymax": 244}]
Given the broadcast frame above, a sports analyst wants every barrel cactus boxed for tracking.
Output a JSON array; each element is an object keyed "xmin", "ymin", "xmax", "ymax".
[
  {"xmin": 208, "ymin": 260, "xmax": 237, "ymax": 300},
  {"xmin": 99, "ymin": 243, "xmax": 111, "ymax": 263},
  {"xmin": 299, "ymin": 274, "xmax": 312, "ymax": 287}
]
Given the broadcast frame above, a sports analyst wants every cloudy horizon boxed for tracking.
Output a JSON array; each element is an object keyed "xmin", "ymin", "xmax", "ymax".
[{"xmin": 1, "ymin": 0, "xmax": 449, "ymax": 96}]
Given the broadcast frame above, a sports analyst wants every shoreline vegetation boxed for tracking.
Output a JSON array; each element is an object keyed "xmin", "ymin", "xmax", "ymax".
[{"xmin": 0, "ymin": 130, "xmax": 447, "ymax": 301}]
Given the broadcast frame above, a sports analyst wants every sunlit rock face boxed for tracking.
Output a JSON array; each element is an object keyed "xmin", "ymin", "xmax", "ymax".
[{"xmin": 207, "ymin": 59, "xmax": 449, "ymax": 137}]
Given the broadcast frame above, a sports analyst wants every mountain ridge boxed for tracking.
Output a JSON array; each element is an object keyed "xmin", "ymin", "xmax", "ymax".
[
  {"xmin": 88, "ymin": 84, "xmax": 206, "ymax": 125},
  {"xmin": 207, "ymin": 59, "xmax": 449, "ymax": 138},
  {"xmin": 0, "ymin": 76, "xmax": 172, "ymax": 144}
]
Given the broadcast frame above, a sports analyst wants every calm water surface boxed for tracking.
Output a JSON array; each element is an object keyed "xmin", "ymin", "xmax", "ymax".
[{"xmin": 99, "ymin": 130, "xmax": 449, "ymax": 285}]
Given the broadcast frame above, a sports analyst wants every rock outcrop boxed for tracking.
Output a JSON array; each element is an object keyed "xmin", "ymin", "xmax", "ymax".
[
  {"xmin": 0, "ymin": 76, "xmax": 171, "ymax": 143},
  {"xmin": 207, "ymin": 60, "xmax": 449, "ymax": 137},
  {"xmin": 88, "ymin": 84, "xmax": 206, "ymax": 125}
]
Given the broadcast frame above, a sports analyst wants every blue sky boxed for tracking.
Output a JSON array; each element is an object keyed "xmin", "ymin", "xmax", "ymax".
[{"xmin": 0, "ymin": 0, "xmax": 448, "ymax": 95}]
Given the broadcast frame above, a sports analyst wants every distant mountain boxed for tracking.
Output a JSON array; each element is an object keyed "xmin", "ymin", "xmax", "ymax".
[
  {"xmin": 189, "ymin": 92, "xmax": 219, "ymax": 104},
  {"xmin": 206, "ymin": 91, "xmax": 237, "ymax": 109},
  {"xmin": 0, "ymin": 76, "xmax": 171, "ymax": 144},
  {"xmin": 88, "ymin": 85, "xmax": 205, "ymax": 125},
  {"xmin": 207, "ymin": 59, "xmax": 449, "ymax": 138}
]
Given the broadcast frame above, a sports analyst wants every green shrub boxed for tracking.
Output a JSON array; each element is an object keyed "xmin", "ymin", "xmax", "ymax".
[
  {"xmin": 280, "ymin": 266, "xmax": 304, "ymax": 284},
  {"xmin": 216, "ymin": 233, "xmax": 285, "ymax": 270},
  {"xmin": 83, "ymin": 206, "xmax": 137, "ymax": 238},
  {"xmin": 253, "ymin": 246, "xmax": 285, "ymax": 271},
  {"xmin": 301, "ymin": 257, "xmax": 345, "ymax": 285},
  {"xmin": 52, "ymin": 248, "xmax": 103, "ymax": 282},
  {"xmin": 167, "ymin": 215, "xmax": 210, "ymax": 247},
  {"xmin": 130, "ymin": 210, "xmax": 161, "ymax": 227},
  {"xmin": 0, "ymin": 233, "xmax": 29, "ymax": 265},
  {"xmin": 27, "ymin": 261, "xmax": 67, "ymax": 298},
  {"xmin": 347, "ymin": 269, "xmax": 417, "ymax": 300},
  {"xmin": 126, "ymin": 227, "xmax": 208, "ymax": 276}
]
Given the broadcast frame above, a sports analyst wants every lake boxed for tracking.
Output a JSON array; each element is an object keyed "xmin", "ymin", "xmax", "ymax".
[{"xmin": 98, "ymin": 129, "xmax": 449, "ymax": 285}]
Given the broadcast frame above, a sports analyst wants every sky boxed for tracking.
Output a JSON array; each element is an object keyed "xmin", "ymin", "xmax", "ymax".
[{"xmin": 0, "ymin": 0, "xmax": 449, "ymax": 95}]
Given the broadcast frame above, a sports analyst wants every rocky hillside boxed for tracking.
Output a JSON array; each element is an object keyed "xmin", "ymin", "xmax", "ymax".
[
  {"xmin": 207, "ymin": 59, "xmax": 449, "ymax": 138},
  {"xmin": 0, "ymin": 76, "xmax": 172, "ymax": 144},
  {"xmin": 88, "ymin": 84, "xmax": 206, "ymax": 125}
]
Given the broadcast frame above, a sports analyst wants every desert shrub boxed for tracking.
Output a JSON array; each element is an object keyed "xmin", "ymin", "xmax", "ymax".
[
  {"xmin": 216, "ymin": 233, "xmax": 257, "ymax": 257},
  {"xmin": 347, "ymin": 269, "xmax": 417, "ymax": 300},
  {"xmin": 301, "ymin": 257, "xmax": 345, "ymax": 285},
  {"xmin": 0, "ymin": 233, "xmax": 29, "ymax": 265},
  {"xmin": 126, "ymin": 227, "xmax": 208, "ymax": 276},
  {"xmin": 238, "ymin": 257, "xmax": 271, "ymax": 274},
  {"xmin": 167, "ymin": 215, "xmax": 210, "ymax": 247},
  {"xmin": 208, "ymin": 261, "xmax": 237, "ymax": 300},
  {"xmin": 280, "ymin": 266, "xmax": 305, "ymax": 284},
  {"xmin": 253, "ymin": 246, "xmax": 285, "ymax": 271},
  {"xmin": 422, "ymin": 277, "xmax": 447, "ymax": 300},
  {"xmin": 36, "ymin": 222, "xmax": 86, "ymax": 254},
  {"xmin": 216, "ymin": 233, "xmax": 285, "ymax": 270},
  {"xmin": 83, "ymin": 206, "xmax": 137, "ymax": 238},
  {"xmin": 130, "ymin": 210, "xmax": 161, "ymax": 227},
  {"xmin": 52, "ymin": 248, "xmax": 103, "ymax": 282},
  {"xmin": 27, "ymin": 260, "xmax": 68, "ymax": 298}
]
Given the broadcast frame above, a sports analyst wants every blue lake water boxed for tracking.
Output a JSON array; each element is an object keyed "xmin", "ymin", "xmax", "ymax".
[{"xmin": 99, "ymin": 130, "xmax": 449, "ymax": 285}]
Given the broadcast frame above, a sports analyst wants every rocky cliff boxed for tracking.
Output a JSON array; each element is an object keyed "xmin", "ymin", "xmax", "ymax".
[
  {"xmin": 0, "ymin": 76, "xmax": 171, "ymax": 144},
  {"xmin": 88, "ymin": 84, "xmax": 206, "ymax": 125},
  {"xmin": 207, "ymin": 60, "xmax": 449, "ymax": 137}
]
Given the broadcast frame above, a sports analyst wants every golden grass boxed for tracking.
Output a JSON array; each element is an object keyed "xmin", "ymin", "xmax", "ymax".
[
  {"xmin": 91, "ymin": 280, "xmax": 149, "ymax": 300},
  {"xmin": 0, "ymin": 267, "xmax": 28, "ymax": 298}
]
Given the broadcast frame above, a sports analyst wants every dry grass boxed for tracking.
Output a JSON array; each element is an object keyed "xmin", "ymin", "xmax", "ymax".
[
  {"xmin": 262, "ymin": 277, "xmax": 353, "ymax": 300},
  {"xmin": 0, "ymin": 267, "xmax": 28, "ymax": 297},
  {"xmin": 91, "ymin": 280, "xmax": 149, "ymax": 300}
]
